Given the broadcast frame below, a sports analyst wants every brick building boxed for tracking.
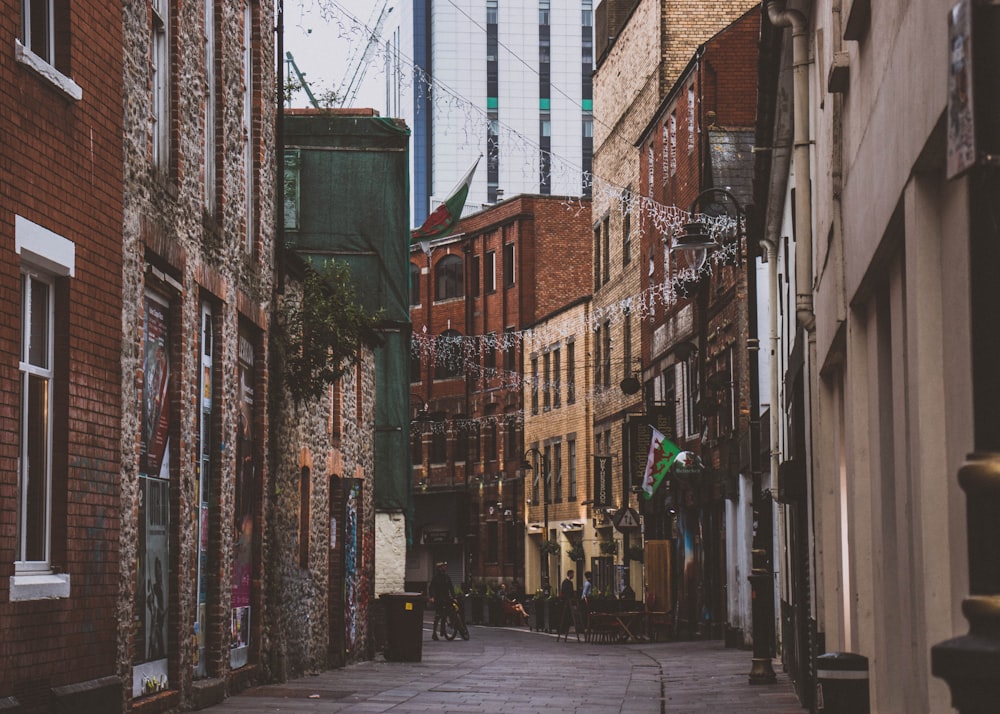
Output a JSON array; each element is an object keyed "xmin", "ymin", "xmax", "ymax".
[
  {"xmin": 408, "ymin": 194, "xmax": 591, "ymax": 591},
  {"xmin": 591, "ymin": 0, "xmax": 757, "ymax": 603},
  {"xmin": 1, "ymin": 0, "xmax": 124, "ymax": 709},
  {"xmin": 636, "ymin": 7, "xmax": 760, "ymax": 642},
  {"xmin": 271, "ymin": 108, "xmax": 411, "ymax": 674},
  {"xmin": 521, "ymin": 297, "xmax": 594, "ymax": 597},
  {"xmin": 119, "ymin": 0, "xmax": 275, "ymax": 706}
]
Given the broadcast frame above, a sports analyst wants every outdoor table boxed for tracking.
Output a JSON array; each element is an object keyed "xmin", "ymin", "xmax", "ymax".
[{"xmin": 614, "ymin": 611, "xmax": 646, "ymax": 641}]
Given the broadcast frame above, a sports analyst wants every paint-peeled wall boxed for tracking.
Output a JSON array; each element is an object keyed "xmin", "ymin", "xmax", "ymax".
[{"xmin": 375, "ymin": 513, "xmax": 407, "ymax": 595}]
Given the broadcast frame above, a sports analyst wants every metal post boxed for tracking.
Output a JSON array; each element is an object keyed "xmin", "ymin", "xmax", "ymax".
[
  {"xmin": 542, "ymin": 455, "xmax": 550, "ymax": 595},
  {"xmin": 523, "ymin": 448, "xmax": 550, "ymax": 596}
]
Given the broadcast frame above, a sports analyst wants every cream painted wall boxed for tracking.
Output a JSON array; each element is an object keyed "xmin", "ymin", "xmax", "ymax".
[{"xmin": 375, "ymin": 512, "xmax": 408, "ymax": 595}]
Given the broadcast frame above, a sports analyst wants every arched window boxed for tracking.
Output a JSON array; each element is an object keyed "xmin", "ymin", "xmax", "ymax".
[
  {"xmin": 435, "ymin": 254, "xmax": 463, "ymax": 300},
  {"xmin": 434, "ymin": 329, "xmax": 463, "ymax": 379},
  {"xmin": 409, "ymin": 262, "xmax": 421, "ymax": 305}
]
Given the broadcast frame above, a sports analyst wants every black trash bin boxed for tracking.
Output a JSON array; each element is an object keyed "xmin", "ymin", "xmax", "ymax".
[
  {"xmin": 382, "ymin": 592, "xmax": 424, "ymax": 662},
  {"xmin": 816, "ymin": 652, "xmax": 869, "ymax": 713}
]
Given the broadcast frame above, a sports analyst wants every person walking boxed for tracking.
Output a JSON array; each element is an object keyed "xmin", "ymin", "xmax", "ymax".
[
  {"xmin": 429, "ymin": 561, "xmax": 455, "ymax": 641},
  {"xmin": 560, "ymin": 570, "xmax": 575, "ymax": 600},
  {"xmin": 580, "ymin": 571, "xmax": 593, "ymax": 602}
]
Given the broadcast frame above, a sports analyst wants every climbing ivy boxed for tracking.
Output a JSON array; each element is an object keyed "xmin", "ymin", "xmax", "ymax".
[{"xmin": 276, "ymin": 259, "xmax": 383, "ymax": 404}]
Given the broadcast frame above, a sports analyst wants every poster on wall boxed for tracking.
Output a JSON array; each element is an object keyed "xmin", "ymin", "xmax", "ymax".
[
  {"xmin": 195, "ymin": 304, "xmax": 213, "ymax": 679},
  {"xmin": 947, "ymin": 0, "xmax": 976, "ymax": 179},
  {"xmin": 231, "ymin": 331, "xmax": 257, "ymax": 669},
  {"xmin": 134, "ymin": 293, "xmax": 171, "ymax": 698},
  {"xmin": 141, "ymin": 297, "xmax": 171, "ymax": 479}
]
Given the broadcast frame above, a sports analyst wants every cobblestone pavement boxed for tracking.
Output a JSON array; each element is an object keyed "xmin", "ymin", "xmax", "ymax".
[{"xmin": 206, "ymin": 617, "xmax": 803, "ymax": 713}]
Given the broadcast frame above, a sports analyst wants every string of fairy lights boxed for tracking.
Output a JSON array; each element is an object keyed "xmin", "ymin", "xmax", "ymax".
[
  {"xmin": 295, "ymin": 0, "xmax": 742, "ymax": 229},
  {"xmin": 297, "ymin": 2, "xmax": 748, "ymax": 434}
]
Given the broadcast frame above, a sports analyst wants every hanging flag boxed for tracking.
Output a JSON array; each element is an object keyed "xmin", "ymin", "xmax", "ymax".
[
  {"xmin": 411, "ymin": 156, "xmax": 481, "ymax": 242},
  {"xmin": 640, "ymin": 427, "xmax": 680, "ymax": 500}
]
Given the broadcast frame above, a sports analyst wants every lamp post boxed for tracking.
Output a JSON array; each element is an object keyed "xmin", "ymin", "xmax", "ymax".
[
  {"xmin": 522, "ymin": 448, "xmax": 550, "ymax": 595},
  {"xmin": 671, "ymin": 187, "xmax": 775, "ymax": 682}
]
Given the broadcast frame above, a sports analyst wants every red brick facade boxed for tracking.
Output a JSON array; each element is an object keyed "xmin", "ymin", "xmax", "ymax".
[
  {"xmin": 409, "ymin": 195, "xmax": 591, "ymax": 588},
  {"xmin": 0, "ymin": 0, "xmax": 125, "ymax": 708}
]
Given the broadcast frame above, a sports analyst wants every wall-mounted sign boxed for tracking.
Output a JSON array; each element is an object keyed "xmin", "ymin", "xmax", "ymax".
[
  {"xmin": 593, "ymin": 456, "xmax": 613, "ymax": 508},
  {"xmin": 613, "ymin": 507, "xmax": 641, "ymax": 532}
]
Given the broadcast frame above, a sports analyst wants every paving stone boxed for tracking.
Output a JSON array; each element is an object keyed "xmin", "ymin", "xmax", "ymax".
[{"xmin": 203, "ymin": 618, "xmax": 802, "ymax": 713}]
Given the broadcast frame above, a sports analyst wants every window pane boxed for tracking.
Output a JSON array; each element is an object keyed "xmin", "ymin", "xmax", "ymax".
[
  {"xmin": 27, "ymin": 0, "xmax": 52, "ymax": 60},
  {"xmin": 22, "ymin": 373, "xmax": 49, "ymax": 561},
  {"xmin": 26, "ymin": 276, "xmax": 50, "ymax": 368}
]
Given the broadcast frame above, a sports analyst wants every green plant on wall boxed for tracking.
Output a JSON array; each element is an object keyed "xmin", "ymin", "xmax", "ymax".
[
  {"xmin": 539, "ymin": 539, "xmax": 561, "ymax": 555},
  {"xmin": 626, "ymin": 544, "xmax": 644, "ymax": 562},
  {"xmin": 277, "ymin": 259, "xmax": 383, "ymax": 404},
  {"xmin": 566, "ymin": 544, "xmax": 585, "ymax": 562},
  {"xmin": 599, "ymin": 539, "xmax": 619, "ymax": 556}
]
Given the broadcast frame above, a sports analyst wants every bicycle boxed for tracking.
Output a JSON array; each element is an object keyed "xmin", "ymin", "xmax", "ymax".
[{"xmin": 443, "ymin": 600, "xmax": 470, "ymax": 640}]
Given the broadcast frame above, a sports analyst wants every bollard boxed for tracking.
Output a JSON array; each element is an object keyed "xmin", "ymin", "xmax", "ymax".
[{"xmin": 816, "ymin": 652, "xmax": 869, "ymax": 714}]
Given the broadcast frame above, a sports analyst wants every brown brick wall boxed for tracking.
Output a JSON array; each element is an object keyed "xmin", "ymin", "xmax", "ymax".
[{"xmin": 409, "ymin": 196, "xmax": 592, "ymax": 583}]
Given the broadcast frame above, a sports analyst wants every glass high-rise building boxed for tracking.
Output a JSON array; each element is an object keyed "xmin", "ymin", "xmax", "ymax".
[{"xmin": 385, "ymin": 0, "xmax": 594, "ymax": 226}]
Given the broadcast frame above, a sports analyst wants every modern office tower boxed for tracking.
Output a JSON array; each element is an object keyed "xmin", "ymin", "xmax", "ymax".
[{"xmin": 383, "ymin": 0, "xmax": 594, "ymax": 226}]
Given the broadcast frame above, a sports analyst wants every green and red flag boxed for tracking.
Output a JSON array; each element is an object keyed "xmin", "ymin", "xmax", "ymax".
[
  {"xmin": 640, "ymin": 427, "xmax": 680, "ymax": 500},
  {"xmin": 411, "ymin": 156, "xmax": 481, "ymax": 242}
]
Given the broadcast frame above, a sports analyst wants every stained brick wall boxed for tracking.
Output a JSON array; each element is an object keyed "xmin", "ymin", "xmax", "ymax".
[
  {"xmin": 0, "ymin": 0, "xmax": 124, "ymax": 707},
  {"xmin": 266, "ymin": 321, "xmax": 377, "ymax": 679},
  {"xmin": 408, "ymin": 195, "xmax": 592, "ymax": 584},
  {"xmin": 591, "ymin": 0, "xmax": 757, "ymax": 594},
  {"xmin": 119, "ymin": 0, "xmax": 275, "ymax": 706}
]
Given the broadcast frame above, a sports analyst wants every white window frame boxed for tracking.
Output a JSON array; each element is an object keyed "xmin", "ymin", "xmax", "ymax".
[
  {"xmin": 152, "ymin": 0, "xmax": 170, "ymax": 170},
  {"xmin": 485, "ymin": 250, "xmax": 496, "ymax": 293},
  {"xmin": 687, "ymin": 85, "xmax": 696, "ymax": 154},
  {"xmin": 18, "ymin": 272, "xmax": 54, "ymax": 574},
  {"xmin": 12, "ymin": 216, "xmax": 74, "ymax": 601},
  {"xmin": 684, "ymin": 353, "xmax": 699, "ymax": 438},
  {"xmin": 204, "ymin": 0, "xmax": 216, "ymax": 209},
  {"xmin": 669, "ymin": 112, "xmax": 677, "ymax": 177},
  {"xmin": 243, "ymin": 0, "xmax": 254, "ymax": 252},
  {"xmin": 16, "ymin": 0, "xmax": 81, "ymax": 100}
]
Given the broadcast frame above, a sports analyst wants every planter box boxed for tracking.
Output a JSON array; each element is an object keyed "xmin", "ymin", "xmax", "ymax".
[
  {"xmin": 468, "ymin": 595, "xmax": 483, "ymax": 625},
  {"xmin": 487, "ymin": 599, "xmax": 502, "ymax": 626},
  {"xmin": 528, "ymin": 600, "xmax": 545, "ymax": 632}
]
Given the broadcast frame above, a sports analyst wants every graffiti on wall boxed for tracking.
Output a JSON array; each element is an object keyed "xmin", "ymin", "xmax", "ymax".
[
  {"xmin": 231, "ymin": 331, "xmax": 257, "ymax": 669},
  {"xmin": 344, "ymin": 480, "xmax": 360, "ymax": 649}
]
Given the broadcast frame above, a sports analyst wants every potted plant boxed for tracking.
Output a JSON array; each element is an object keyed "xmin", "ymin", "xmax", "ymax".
[
  {"xmin": 599, "ymin": 539, "xmax": 619, "ymax": 556},
  {"xmin": 566, "ymin": 543, "xmax": 585, "ymax": 562},
  {"xmin": 529, "ymin": 590, "xmax": 546, "ymax": 631},
  {"xmin": 539, "ymin": 538, "xmax": 561, "ymax": 556},
  {"xmin": 626, "ymin": 544, "xmax": 644, "ymax": 562}
]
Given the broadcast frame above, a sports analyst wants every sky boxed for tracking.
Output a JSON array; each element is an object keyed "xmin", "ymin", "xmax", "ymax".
[{"xmin": 283, "ymin": 0, "xmax": 392, "ymax": 111}]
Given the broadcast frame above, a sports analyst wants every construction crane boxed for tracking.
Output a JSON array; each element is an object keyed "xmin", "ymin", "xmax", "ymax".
[
  {"xmin": 335, "ymin": 0, "xmax": 392, "ymax": 106},
  {"xmin": 285, "ymin": 52, "xmax": 319, "ymax": 109}
]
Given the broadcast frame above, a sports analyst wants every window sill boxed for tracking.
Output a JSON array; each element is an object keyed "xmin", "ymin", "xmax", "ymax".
[
  {"xmin": 10, "ymin": 572, "xmax": 71, "ymax": 601},
  {"xmin": 15, "ymin": 40, "xmax": 82, "ymax": 101}
]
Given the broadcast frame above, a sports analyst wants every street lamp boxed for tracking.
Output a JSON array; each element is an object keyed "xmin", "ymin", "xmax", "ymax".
[
  {"xmin": 669, "ymin": 187, "xmax": 744, "ymax": 270},
  {"xmin": 522, "ymin": 447, "xmax": 550, "ymax": 595},
  {"xmin": 671, "ymin": 188, "xmax": 775, "ymax": 683}
]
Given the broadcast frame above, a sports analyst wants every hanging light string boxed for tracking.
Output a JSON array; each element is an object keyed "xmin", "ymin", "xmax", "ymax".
[
  {"xmin": 300, "ymin": 1, "xmax": 740, "ymax": 233},
  {"xmin": 411, "ymin": 214, "xmax": 743, "ymax": 366}
]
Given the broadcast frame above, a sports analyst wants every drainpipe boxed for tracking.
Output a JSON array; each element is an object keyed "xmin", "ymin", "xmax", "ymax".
[{"xmin": 766, "ymin": 1, "xmax": 814, "ymax": 334}]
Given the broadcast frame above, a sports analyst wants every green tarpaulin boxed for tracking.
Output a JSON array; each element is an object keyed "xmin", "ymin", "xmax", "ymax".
[{"xmin": 284, "ymin": 112, "xmax": 412, "ymax": 511}]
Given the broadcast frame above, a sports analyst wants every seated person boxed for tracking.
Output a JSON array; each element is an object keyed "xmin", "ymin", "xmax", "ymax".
[{"xmin": 498, "ymin": 583, "xmax": 528, "ymax": 625}]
